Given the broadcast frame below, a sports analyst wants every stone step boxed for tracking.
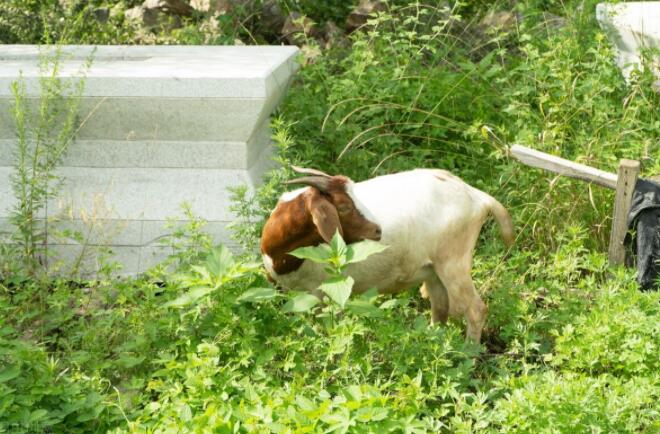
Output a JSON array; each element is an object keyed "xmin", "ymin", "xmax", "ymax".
[
  {"xmin": 0, "ymin": 45, "xmax": 299, "ymax": 98},
  {"xmin": 0, "ymin": 45, "xmax": 298, "ymax": 275},
  {"xmin": 0, "ymin": 218, "xmax": 234, "ymax": 247},
  {"xmin": 0, "ymin": 122, "xmax": 271, "ymax": 169},
  {"xmin": 0, "ymin": 147, "xmax": 273, "ymax": 222},
  {"xmin": 0, "ymin": 97, "xmax": 272, "ymax": 143}
]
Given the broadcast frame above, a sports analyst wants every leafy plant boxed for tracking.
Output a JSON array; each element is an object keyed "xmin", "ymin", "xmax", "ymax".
[
  {"xmin": 7, "ymin": 47, "xmax": 92, "ymax": 277},
  {"xmin": 285, "ymin": 231, "xmax": 387, "ymax": 311},
  {"xmin": 163, "ymin": 245, "xmax": 259, "ymax": 309},
  {"xmin": 0, "ymin": 322, "xmax": 117, "ymax": 433},
  {"xmin": 2, "ymin": 1, "xmax": 660, "ymax": 433}
]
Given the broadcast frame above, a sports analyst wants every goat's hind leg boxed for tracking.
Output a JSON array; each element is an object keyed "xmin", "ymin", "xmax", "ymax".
[
  {"xmin": 420, "ymin": 273, "xmax": 449, "ymax": 325},
  {"xmin": 434, "ymin": 261, "xmax": 487, "ymax": 342}
]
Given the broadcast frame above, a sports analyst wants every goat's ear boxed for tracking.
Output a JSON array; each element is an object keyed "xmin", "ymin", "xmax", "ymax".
[{"xmin": 309, "ymin": 194, "xmax": 343, "ymax": 243}]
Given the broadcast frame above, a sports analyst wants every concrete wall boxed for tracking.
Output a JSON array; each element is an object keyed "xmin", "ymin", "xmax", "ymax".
[
  {"xmin": 0, "ymin": 45, "xmax": 299, "ymax": 275},
  {"xmin": 596, "ymin": 2, "xmax": 660, "ymax": 88}
]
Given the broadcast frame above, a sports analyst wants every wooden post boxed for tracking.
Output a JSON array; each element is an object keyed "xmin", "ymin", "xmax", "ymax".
[
  {"xmin": 607, "ymin": 159, "xmax": 640, "ymax": 266},
  {"xmin": 510, "ymin": 145, "xmax": 643, "ymax": 268}
]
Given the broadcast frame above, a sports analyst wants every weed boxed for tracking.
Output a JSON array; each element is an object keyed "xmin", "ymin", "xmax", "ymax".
[
  {"xmin": 7, "ymin": 47, "xmax": 92, "ymax": 278},
  {"xmin": 1, "ymin": 1, "xmax": 659, "ymax": 432}
]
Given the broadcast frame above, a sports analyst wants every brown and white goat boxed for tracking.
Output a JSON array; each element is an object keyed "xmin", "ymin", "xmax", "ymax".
[{"xmin": 261, "ymin": 167, "xmax": 514, "ymax": 342}]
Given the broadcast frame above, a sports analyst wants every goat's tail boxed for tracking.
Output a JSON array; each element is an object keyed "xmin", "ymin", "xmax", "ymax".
[{"xmin": 486, "ymin": 195, "xmax": 515, "ymax": 247}]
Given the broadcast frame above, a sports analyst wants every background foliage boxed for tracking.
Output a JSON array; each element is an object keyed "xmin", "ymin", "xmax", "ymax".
[{"xmin": 1, "ymin": 0, "xmax": 659, "ymax": 432}]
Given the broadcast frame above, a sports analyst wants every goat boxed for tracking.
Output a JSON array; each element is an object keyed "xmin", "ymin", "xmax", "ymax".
[{"xmin": 261, "ymin": 167, "xmax": 514, "ymax": 342}]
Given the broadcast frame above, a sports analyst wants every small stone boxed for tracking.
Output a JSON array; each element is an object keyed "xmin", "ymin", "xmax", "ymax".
[
  {"xmin": 125, "ymin": 6, "xmax": 145, "ymax": 22},
  {"xmin": 321, "ymin": 20, "xmax": 347, "ymax": 49},
  {"xmin": 191, "ymin": 0, "xmax": 232, "ymax": 14},
  {"xmin": 261, "ymin": 0, "xmax": 286, "ymax": 37},
  {"xmin": 190, "ymin": 0, "xmax": 210, "ymax": 12},
  {"xmin": 143, "ymin": 0, "xmax": 161, "ymax": 9},
  {"xmin": 126, "ymin": 3, "xmax": 181, "ymax": 29},
  {"xmin": 346, "ymin": 0, "xmax": 385, "ymax": 32},
  {"xmin": 541, "ymin": 12, "xmax": 567, "ymax": 31},
  {"xmin": 478, "ymin": 10, "xmax": 519, "ymax": 35},
  {"xmin": 92, "ymin": 7, "xmax": 110, "ymax": 23},
  {"xmin": 143, "ymin": 7, "xmax": 162, "ymax": 27},
  {"xmin": 281, "ymin": 12, "xmax": 317, "ymax": 45},
  {"xmin": 142, "ymin": 0, "xmax": 193, "ymax": 17}
]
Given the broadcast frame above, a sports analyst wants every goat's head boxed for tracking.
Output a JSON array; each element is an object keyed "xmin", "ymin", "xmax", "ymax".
[{"xmin": 286, "ymin": 166, "xmax": 382, "ymax": 243}]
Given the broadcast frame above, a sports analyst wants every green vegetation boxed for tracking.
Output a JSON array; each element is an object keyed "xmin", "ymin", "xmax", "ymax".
[
  {"xmin": 1, "ymin": 0, "xmax": 659, "ymax": 432},
  {"xmin": 5, "ymin": 48, "xmax": 93, "ymax": 278}
]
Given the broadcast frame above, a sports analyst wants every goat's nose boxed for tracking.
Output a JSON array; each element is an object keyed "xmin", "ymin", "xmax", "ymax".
[{"xmin": 375, "ymin": 227, "xmax": 382, "ymax": 237}]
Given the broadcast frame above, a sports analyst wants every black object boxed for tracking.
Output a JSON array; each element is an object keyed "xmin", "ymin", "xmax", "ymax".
[{"xmin": 626, "ymin": 179, "xmax": 660, "ymax": 290}]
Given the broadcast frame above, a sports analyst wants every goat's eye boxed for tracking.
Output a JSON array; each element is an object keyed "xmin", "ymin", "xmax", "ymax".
[{"xmin": 336, "ymin": 204, "xmax": 351, "ymax": 214}]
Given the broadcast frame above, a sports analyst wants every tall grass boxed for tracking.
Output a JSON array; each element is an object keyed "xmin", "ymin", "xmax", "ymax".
[
  {"xmin": 0, "ymin": 2, "xmax": 658, "ymax": 433},
  {"xmin": 7, "ymin": 48, "xmax": 92, "ymax": 277},
  {"xmin": 269, "ymin": 0, "xmax": 659, "ymax": 256}
]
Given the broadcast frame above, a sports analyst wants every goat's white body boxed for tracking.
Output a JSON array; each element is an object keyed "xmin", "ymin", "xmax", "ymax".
[
  {"xmin": 266, "ymin": 169, "xmax": 507, "ymax": 324},
  {"xmin": 265, "ymin": 169, "xmax": 513, "ymax": 340}
]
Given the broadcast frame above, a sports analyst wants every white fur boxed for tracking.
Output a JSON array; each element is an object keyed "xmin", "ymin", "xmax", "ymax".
[
  {"xmin": 266, "ymin": 169, "xmax": 511, "ymax": 341},
  {"xmin": 279, "ymin": 187, "xmax": 308, "ymax": 203},
  {"xmin": 263, "ymin": 254, "xmax": 277, "ymax": 278}
]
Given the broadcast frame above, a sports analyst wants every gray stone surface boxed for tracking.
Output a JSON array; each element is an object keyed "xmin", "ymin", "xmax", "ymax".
[
  {"xmin": 0, "ymin": 45, "xmax": 300, "ymax": 98},
  {"xmin": 0, "ymin": 120, "xmax": 271, "ymax": 168},
  {"xmin": 596, "ymin": 2, "xmax": 660, "ymax": 88},
  {"xmin": 44, "ymin": 244, "xmax": 142, "ymax": 276},
  {"xmin": 0, "ymin": 45, "xmax": 298, "ymax": 276},
  {"xmin": 1, "ymin": 216, "xmax": 236, "ymax": 247},
  {"xmin": 0, "ymin": 97, "xmax": 270, "ymax": 142}
]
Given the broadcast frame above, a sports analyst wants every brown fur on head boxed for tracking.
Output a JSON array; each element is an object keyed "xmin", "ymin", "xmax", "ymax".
[{"xmin": 260, "ymin": 172, "xmax": 381, "ymax": 275}]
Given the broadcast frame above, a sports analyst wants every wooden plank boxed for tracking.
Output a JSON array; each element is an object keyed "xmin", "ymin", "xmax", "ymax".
[
  {"xmin": 608, "ymin": 159, "xmax": 640, "ymax": 266},
  {"xmin": 511, "ymin": 144, "xmax": 618, "ymax": 189}
]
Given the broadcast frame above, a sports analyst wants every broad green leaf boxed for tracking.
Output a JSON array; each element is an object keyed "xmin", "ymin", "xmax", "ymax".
[
  {"xmin": 179, "ymin": 403, "xmax": 193, "ymax": 422},
  {"xmin": 283, "ymin": 293, "xmax": 320, "ymax": 313},
  {"xmin": 329, "ymin": 230, "xmax": 346, "ymax": 256},
  {"xmin": 413, "ymin": 315, "xmax": 427, "ymax": 331},
  {"xmin": 238, "ymin": 261, "xmax": 261, "ymax": 272},
  {"xmin": 346, "ymin": 240, "xmax": 388, "ymax": 264},
  {"xmin": 0, "ymin": 326, "xmax": 15, "ymax": 337},
  {"xmin": 29, "ymin": 409, "xmax": 48, "ymax": 423},
  {"xmin": 237, "ymin": 287, "xmax": 279, "ymax": 303},
  {"xmin": 290, "ymin": 244, "xmax": 332, "ymax": 263},
  {"xmin": 344, "ymin": 385, "xmax": 363, "ymax": 401},
  {"xmin": 205, "ymin": 245, "xmax": 234, "ymax": 277},
  {"xmin": 356, "ymin": 406, "xmax": 389, "ymax": 422},
  {"xmin": 359, "ymin": 287, "xmax": 380, "ymax": 300},
  {"xmin": 163, "ymin": 286, "xmax": 213, "ymax": 308},
  {"xmin": 379, "ymin": 299, "xmax": 400, "ymax": 310},
  {"xmin": 346, "ymin": 299, "xmax": 383, "ymax": 318},
  {"xmin": 116, "ymin": 354, "xmax": 146, "ymax": 369},
  {"xmin": 319, "ymin": 275, "xmax": 354, "ymax": 308},
  {"xmin": 190, "ymin": 265, "xmax": 212, "ymax": 282},
  {"xmin": 168, "ymin": 272, "xmax": 194, "ymax": 285},
  {"xmin": 295, "ymin": 395, "xmax": 316, "ymax": 411},
  {"xmin": 0, "ymin": 365, "xmax": 20, "ymax": 383}
]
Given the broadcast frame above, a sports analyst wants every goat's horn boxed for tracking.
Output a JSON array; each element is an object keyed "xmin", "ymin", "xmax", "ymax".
[
  {"xmin": 285, "ymin": 176, "xmax": 332, "ymax": 192},
  {"xmin": 291, "ymin": 165, "xmax": 332, "ymax": 178}
]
